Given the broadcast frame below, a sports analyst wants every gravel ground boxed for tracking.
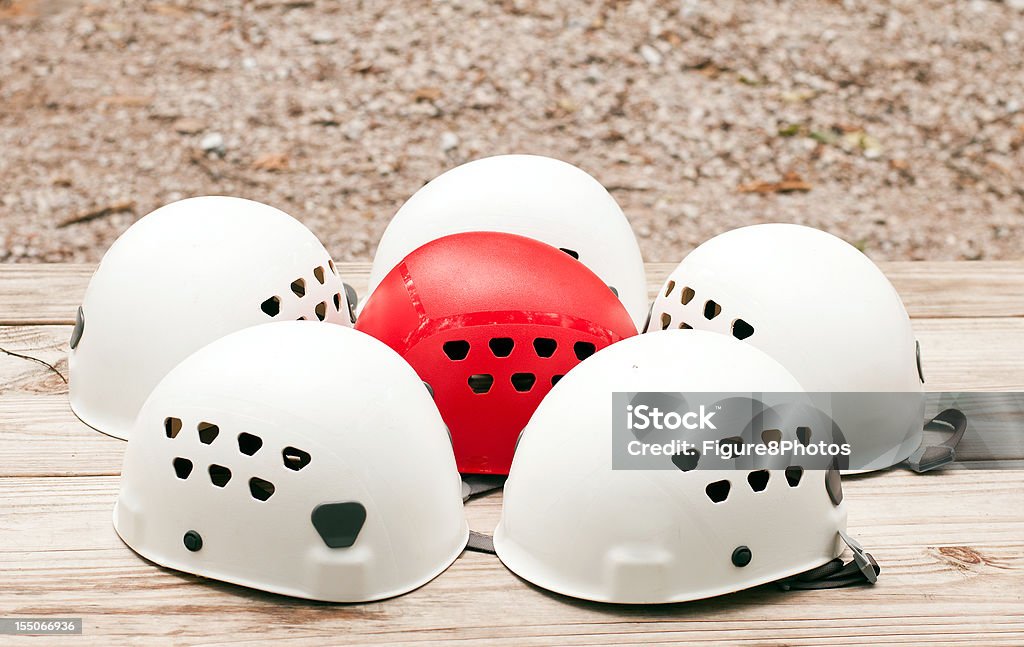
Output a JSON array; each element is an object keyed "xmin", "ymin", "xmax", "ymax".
[{"xmin": 1, "ymin": 0, "xmax": 1022, "ymax": 264}]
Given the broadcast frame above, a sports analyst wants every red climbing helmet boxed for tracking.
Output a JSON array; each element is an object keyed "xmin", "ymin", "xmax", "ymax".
[{"xmin": 356, "ymin": 232, "xmax": 638, "ymax": 474}]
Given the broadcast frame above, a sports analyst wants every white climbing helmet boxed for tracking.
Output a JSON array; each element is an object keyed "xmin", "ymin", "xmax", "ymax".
[
  {"xmin": 648, "ymin": 223, "xmax": 963, "ymax": 473},
  {"xmin": 69, "ymin": 196, "xmax": 355, "ymax": 440},
  {"xmin": 494, "ymin": 330, "xmax": 877, "ymax": 605},
  {"xmin": 365, "ymin": 154, "xmax": 649, "ymax": 328},
  {"xmin": 114, "ymin": 322, "xmax": 469, "ymax": 603}
]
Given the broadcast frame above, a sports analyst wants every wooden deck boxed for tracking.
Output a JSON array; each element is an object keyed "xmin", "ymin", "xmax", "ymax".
[{"xmin": 1, "ymin": 261, "xmax": 1022, "ymax": 645}]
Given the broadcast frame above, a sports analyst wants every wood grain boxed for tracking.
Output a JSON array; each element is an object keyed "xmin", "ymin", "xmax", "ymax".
[
  {"xmin": 0, "ymin": 471, "xmax": 1021, "ymax": 645},
  {"xmin": 1, "ymin": 261, "xmax": 1022, "ymax": 324}
]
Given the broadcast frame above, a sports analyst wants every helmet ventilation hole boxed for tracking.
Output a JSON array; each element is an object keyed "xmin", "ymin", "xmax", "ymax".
[
  {"xmin": 468, "ymin": 374, "xmax": 494, "ymax": 394},
  {"xmin": 706, "ymin": 480, "xmax": 731, "ymax": 503},
  {"xmin": 328, "ymin": 259, "xmax": 336, "ymax": 274},
  {"xmin": 559, "ymin": 248, "xmax": 579, "ymax": 259},
  {"xmin": 533, "ymin": 338, "xmax": 557, "ymax": 358},
  {"xmin": 609, "ymin": 285, "xmax": 618, "ymax": 297},
  {"xmin": 703, "ymin": 300, "xmax": 721, "ymax": 320},
  {"xmin": 678, "ymin": 322, "xmax": 692, "ymax": 330},
  {"xmin": 747, "ymin": 470, "xmax": 770, "ymax": 492},
  {"xmin": 333, "ymin": 292, "xmax": 342, "ymax": 311},
  {"xmin": 664, "ymin": 280, "xmax": 676, "ymax": 297},
  {"xmin": 208, "ymin": 464, "xmax": 232, "ymax": 487},
  {"xmin": 198, "ymin": 422, "xmax": 219, "ymax": 445},
  {"xmin": 489, "ymin": 338, "xmax": 515, "ymax": 357},
  {"xmin": 313, "ymin": 266, "xmax": 325, "ymax": 284},
  {"xmin": 261, "ymin": 296, "xmax": 281, "ymax": 317},
  {"xmin": 573, "ymin": 341, "xmax": 596, "ymax": 360},
  {"xmin": 249, "ymin": 477, "xmax": 275, "ymax": 501},
  {"xmin": 315, "ymin": 302, "xmax": 327, "ymax": 321},
  {"xmin": 796, "ymin": 426, "xmax": 812, "ymax": 446},
  {"xmin": 511, "ymin": 373, "xmax": 536, "ymax": 392},
  {"xmin": 237, "ymin": 432, "xmax": 263, "ymax": 456},
  {"xmin": 671, "ymin": 448, "xmax": 700, "ymax": 472},
  {"xmin": 732, "ymin": 318, "xmax": 754, "ymax": 340},
  {"xmin": 681, "ymin": 286, "xmax": 695, "ymax": 305},
  {"xmin": 290, "ymin": 278, "xmax": 306, "ymax": 297},
  {"xmin": 660, "ymin": 313, "xmax": 672, "ymax": 330},
  {"xmin": 164, "ymin": 417, "xmax": 182, "ymax": 439},
  {"xmin": 173, "ymin": 457, "xmax": 193, "ymax": 479},
  {"xmin": 785, "ymin": 466, "xmax": 803, "ymax": 487},
  {"xmin": 551, "ymin": 374, "xmax": 564, "ymax": 386},
  {"xmin": 283, "ymin": 447, "xmax": 312, "ymax": 471},
  {"xmin": 720, "ymin": 436, "xmax": 743, "ymax": 454},
  {"xmin": 443, "ymin": 340, "xmax": 470, "ymax": 360},
  {"xmin": 761, "ymin": 429, "xmax": 781, "ymax": 445},
  {"xmin": 826, "ymin": 467, "xmax": 843, "ymax": 505}
]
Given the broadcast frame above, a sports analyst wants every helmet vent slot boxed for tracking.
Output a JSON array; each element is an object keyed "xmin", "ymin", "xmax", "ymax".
[
  {"xmin": 533, "ymin": 338, "xmax": 557, "ymax": 358},
  {"xmin": 796, "ymin": 426, "xmax": 812, "ymax": 446},
  {"xmin": 678, "ymin": 322, "xmax": 693, "ymax": 330},
  {"xmin": 720, "ymin": 436, "xmax": 743, "ymax": 453},
  {"xmin": 706, "ymin": 480, "xmax": 731, "ymax": 503},
  {"xmin": 164, "ymin": 417, "xmax": 183, "ymax": 439},
  {"xmin": 703, "ymin": 300, "xmax": 722, "ymax": 320},
  {"xmin": 664, "ymin": 280, "xmax": 676, "ymax": 297},
  {"xmin": 671, "ymin": 448, "xmax": 700, "ymax": 472},
  {"xmin": 489, "ymin": 338, "xmax": 515, "ymax": 357},
  {"xmin": 328, "ymin": 260, "xmax": 336, "ymax": 274},
  {"xmin": 559, "ymin": 248, "xmax": 580, "ymax": 260},
  {"xmin": 313, "ymin": 266, "xmax": 326, "ymax": 284},
  {"xmin": 443, "ymin": 340, "xmax": 470, "ymax": 361},
  {"xmin": 785, "ymin": 466, "xmax": 803, "ymax": 487},
  {"xmin": 747, "ymin": 470, "xmax": 770, "ymax": 492},
  {"xmin": 551, "ymin": 374, "xmax": 564, "ymax": 386},
  {"xmin": 208, "ymin": 464, "xmax": 232, "ymax": 487},
  {"xmin": 290, "ymin": 278, "xmax": 306, "ymax": 297},
  {"xmin": 261, "ymin": 296, "xmax": 281, "ymax": 317},
  {"xmin": 173, "ymin": 457, "xmax": 193, "ymax": 479},
  {"xmin": 660, "ymin": 313, "xmax": 672, "ymax": 330},
  {"xmin": 198, "ymin": 422, "xmax": 220, "ymax": 445},
  {"xmin": 249, "ymin": 477, "xmax": 275, "ymax": 501},
  {"xmin": 761, "ymin": 429, "xmax": 781, "ymax": 445},
  {"xmin": 315, "ymin": 302, "xmax": 327, "ymax": 321},
  {"xmin": 333, "ymin": 292, "xmax": 342, "ymax": 311},
  {"xmin": 732, "ymin": 319, "xmax": 754, "ymax": 340},
  {"xmin": 609, "ymin": 285, "xmax": 618, "ymax": 297},
  {"xmin": 237, "ymin": 433, "xmax": 263, "ymax": 456},
  {"xmin": 573, "ymin": 341, "xmax": 596, "ymax": 360},
  {"xmin": 283, "ymin": 447, "xmax": 312, "ymax": 471},
  {"xmin": 681, "ymin": 287, "xmax": 695, "ymax": 305},
  {"xmin": 468, "ymin": 374, "xmax": 494, "ymax": 394},
  {"xmin": 511, "ymin": 373, "xmax": 536, "ymax": 392}
]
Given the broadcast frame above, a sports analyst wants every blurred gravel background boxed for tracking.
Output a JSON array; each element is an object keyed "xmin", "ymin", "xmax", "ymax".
[{"xmin": 1, "ymin": 0, "xmax": 1022, "ymax": 263}]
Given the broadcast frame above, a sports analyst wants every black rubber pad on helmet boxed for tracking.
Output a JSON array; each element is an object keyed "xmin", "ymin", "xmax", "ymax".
[{"xmin": 311, "ymin": 501, "xmax": 367, "ymax": 548}]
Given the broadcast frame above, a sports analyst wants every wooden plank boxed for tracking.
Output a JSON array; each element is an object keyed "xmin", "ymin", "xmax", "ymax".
[
  {"xmin": 1, "ymin": 318, "xmax": 1022, "ymax": 477},
  {"xmin": 0, "ymin": 471, "xmax": 1021, "ymax": 645},
  {"xmin": 1, "ymin": 261, "xmax": 1023, "ymax": 324},
  {"xmin": 5, "ymin": 318, "xmax": 1024, "ymax": 397}
]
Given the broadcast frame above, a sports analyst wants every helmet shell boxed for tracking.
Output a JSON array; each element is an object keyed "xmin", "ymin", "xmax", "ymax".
[
  {"xmin": 648, "ymin": 224, "xmax": 924, "ymax": 472},
  {"xmin": 69, "ymin": 196, "xmax": 353, "ymax": 439},
  {"xmin": 115, "ymin": 322, "xmax": 468, "ymax": 602},
  {"xmin": 494, "ymin": 330, "xmax": 846, "ymax": 604},
  {"xmin": 366, "ymin": 154, "xmax": 649, "ymax": 328},
  {"xmin": 356, "ymin": 231, "xmax": 638, "ymax": 474}
]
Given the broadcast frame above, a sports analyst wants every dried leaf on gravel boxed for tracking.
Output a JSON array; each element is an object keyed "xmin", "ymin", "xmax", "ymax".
[
  {"xmin": 252, "ymin": 153, "xmax": 290, "ymax": 171},
  {"xmin": 738, "ymin": 172, "xmax": 812, "ymax": 194}
]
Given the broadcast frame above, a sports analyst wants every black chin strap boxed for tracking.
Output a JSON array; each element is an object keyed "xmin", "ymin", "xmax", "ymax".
[
  {"xmin": 461, "ymin": 475, "xmax": 506, "ymax": 502},
  {"xmin": 776, "ymin": 531, "xmax": 879, "ymax": 591},
  {"xmin": 902, "ymin": 409, "xmax": 968, "ymax": 473}
]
